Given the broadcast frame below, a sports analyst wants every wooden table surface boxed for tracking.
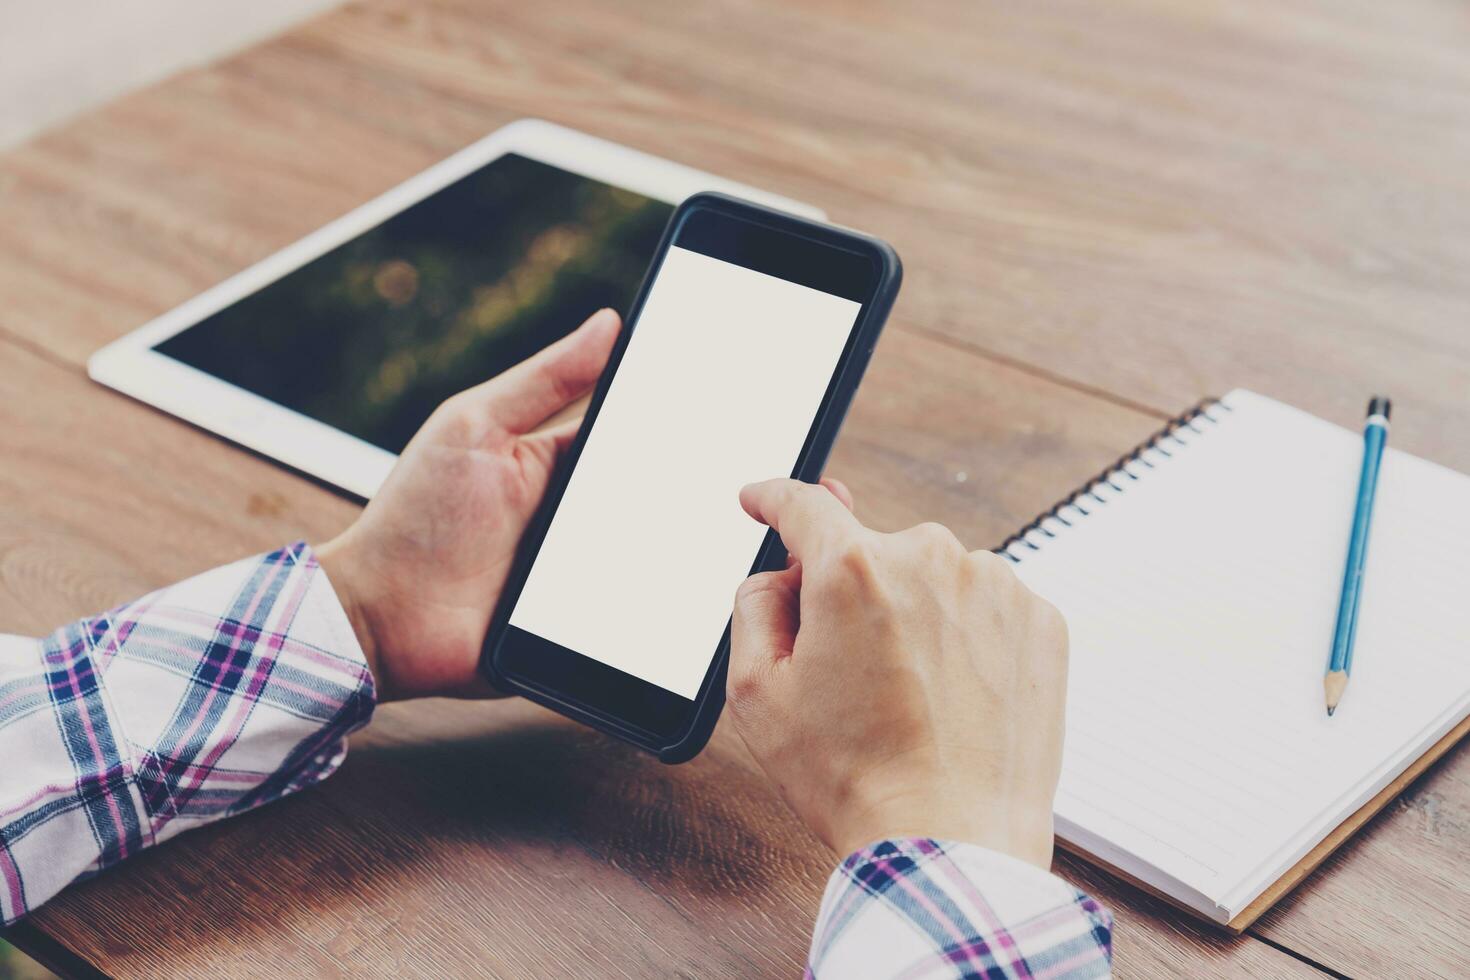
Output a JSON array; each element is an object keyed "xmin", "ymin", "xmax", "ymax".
[{"xmin": 3, "ymin": 0, "xmax": 1468, "ymax": 976}]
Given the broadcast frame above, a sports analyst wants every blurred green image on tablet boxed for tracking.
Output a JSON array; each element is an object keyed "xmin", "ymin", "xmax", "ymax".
[{"xmin": 156, "ymin": 154, "xmax": 672, "ymax": 453}]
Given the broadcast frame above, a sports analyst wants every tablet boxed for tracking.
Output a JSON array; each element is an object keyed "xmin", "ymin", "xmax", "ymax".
[{"xmin": 88, "ymin": 119, "xmax": 822, "ymax": 498}]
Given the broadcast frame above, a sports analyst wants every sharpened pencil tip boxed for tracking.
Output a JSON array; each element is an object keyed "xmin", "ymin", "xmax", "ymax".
[{"xmin": 1324, "ymin": 670, "xmax": 1348, "ymax": 716}]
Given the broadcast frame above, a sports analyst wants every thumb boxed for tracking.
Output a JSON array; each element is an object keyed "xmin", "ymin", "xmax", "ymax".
[
  {"xmin": 727, "ymin": 565, "xmax": 801, "ymax": 722},
  {"xmin": 460, "ymin": 307, "xmax": 619, "ymax": 436}
]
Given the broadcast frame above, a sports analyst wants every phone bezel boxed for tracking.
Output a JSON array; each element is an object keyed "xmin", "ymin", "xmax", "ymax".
[{"xmin": 479, "ymin": 192, "xmax": 901, "ymax": 762}]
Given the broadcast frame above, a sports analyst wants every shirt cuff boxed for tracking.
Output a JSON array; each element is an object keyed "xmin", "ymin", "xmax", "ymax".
[
  {"xmin": 0, "ymin": 541, "xmax": 377, "ymax": 924},
  {"xmin": 98, "ymin": 541, "xmax": 377, "ymax": 841},
  {"xmin": 808, "ymin": 838, "xmax": 1113, "ymax": 979}
]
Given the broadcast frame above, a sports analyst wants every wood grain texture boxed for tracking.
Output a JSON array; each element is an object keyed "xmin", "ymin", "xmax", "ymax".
[
  {"xmin": 1, "ymin": 0, "xmax": 1467, "ymax": 974},
  {"xmin": 251, "ymin": 0, "xmax": 1470, "ymax": 466}
]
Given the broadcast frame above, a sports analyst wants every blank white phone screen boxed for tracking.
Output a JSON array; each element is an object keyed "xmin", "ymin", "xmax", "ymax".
[{"xmin": 508, "ymin": 245, "xmax": 860, "ymax": 698}]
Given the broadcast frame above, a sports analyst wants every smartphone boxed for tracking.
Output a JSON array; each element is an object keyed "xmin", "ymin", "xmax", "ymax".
[{"xmin": 480, "ymin": 192, "xmax": 901, "ymax": 762}]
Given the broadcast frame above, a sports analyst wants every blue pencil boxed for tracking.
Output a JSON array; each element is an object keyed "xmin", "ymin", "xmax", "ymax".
[{"xmin": 1325, "ymin": 396, "xmax": 1391, "ymax": 716}]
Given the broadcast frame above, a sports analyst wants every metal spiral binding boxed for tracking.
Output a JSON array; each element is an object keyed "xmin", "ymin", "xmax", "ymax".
[{"xmin": 996, "ymin": 396, "xmax": 1231, "ymax": 563}]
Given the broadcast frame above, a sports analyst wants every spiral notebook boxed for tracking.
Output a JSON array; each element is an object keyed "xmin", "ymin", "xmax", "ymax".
[{"xmin": 1001, "ymin": 389, "xmax": 1470, "ymax": 930}]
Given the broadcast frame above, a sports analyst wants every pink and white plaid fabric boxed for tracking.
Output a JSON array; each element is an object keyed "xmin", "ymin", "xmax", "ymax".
[
  {"xmin": 809, "ymin": 839, "xmax": 1113, "ymax": 978},
  {"xmin": 1, "ymin": 544, "xmax": 1112, "ymax": 977},
  {"xmin": 0, "ymin": 542, "xmax": 373, "ymax": 924}
]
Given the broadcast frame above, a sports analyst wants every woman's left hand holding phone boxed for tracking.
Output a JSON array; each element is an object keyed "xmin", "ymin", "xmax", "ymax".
[{"xmin": 316, "ymin": 308, "xmax": 624, "ymax": 702}]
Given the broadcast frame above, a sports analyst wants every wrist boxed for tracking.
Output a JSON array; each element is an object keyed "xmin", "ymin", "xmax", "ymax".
[
  {"xmin": 315, "ymin": 534, "xmax": 387, "ymax": 700},
  {"xmin": 830, "ymin": 799, "xmax": 1055, "ymax": 871}
]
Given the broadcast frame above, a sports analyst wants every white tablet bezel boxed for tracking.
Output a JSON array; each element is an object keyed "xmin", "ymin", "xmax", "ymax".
[{"xmin": 88, "ymin": 119, "xmax": 824, "ymax": 499}]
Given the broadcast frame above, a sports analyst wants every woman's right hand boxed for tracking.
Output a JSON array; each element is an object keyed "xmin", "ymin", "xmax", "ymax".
[{"xmin": 726, "ymin": 479, "xmax": 1069, "ymax": 868}]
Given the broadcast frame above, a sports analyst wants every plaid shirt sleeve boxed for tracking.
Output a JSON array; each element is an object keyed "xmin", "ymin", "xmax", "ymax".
[
  {"xmin": 809, "ymin": 838, "xmax": 1113, "ymax": 979},
  {"xmin": 0, "ymin": 541, "xmax": 375, "ymax": 925}
]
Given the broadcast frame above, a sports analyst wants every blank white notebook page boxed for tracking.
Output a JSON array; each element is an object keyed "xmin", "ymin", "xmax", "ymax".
[{"xmin": 1008, "ymin": 389, "xmax": 1470, "ymax": 921}]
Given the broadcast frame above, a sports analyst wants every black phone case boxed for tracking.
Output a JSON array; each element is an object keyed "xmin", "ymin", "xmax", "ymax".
[{"xmin": 479, "ymin": 191, "xmax": 902, "ymax": 763}]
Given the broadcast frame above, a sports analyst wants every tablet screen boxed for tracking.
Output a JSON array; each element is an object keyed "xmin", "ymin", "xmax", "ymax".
[{"xmin": 153, "ymin": 153, "xmax": 673, "ymax": 453}]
